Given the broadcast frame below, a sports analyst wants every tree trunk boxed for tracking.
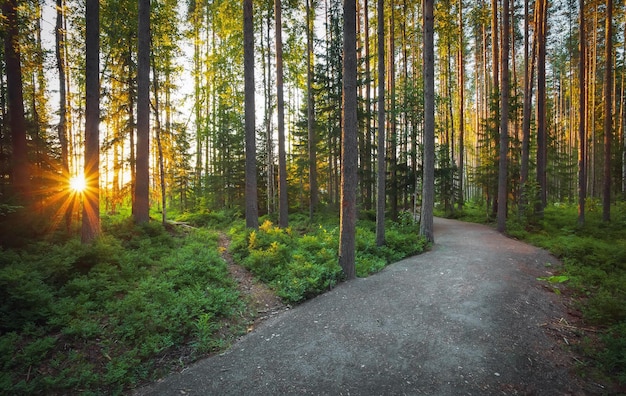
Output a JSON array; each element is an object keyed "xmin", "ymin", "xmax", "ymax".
[
  {"xmin": 363, "ymin": 0, "xmax": 373, "ymax": 211},
  {"xmin": 339, "ymin": 0, "xmax": 358, "ymax": 280},
  {"xmin": 275, "ymin": 0, "xmax": 288, "ymax": 228},
  {"xmin": 306, "ymin": 0, "xmax": 317, "ymax": 220},
  {"xmin": 457, "ymin": 0, "xmax": 465, "ymax": 210},
  {"xmin": 536, "ymin": 0, "xmax": 548, "ymax": 212},
  {"xmin": 81, "ymin": 0, "xmax": 100, "ymax": 243},
  {"xmin": 134, "ymin": 0, "xmax": 150, "ymax": 224},
  {"xmin": 388, "ymin": 6, "xmax": 398, "ymax": 221},
  {"xmin": 244, "ymin": 0, "xmax": 258, "ymax": 229},
  {"xmin": 577, "ymin": 0, "xmax": 586, "ymax": 226},
  {"xmin": 376, "ymin": 0, "xmax": 386, "ymax": 247},
  {"xmin": 497, "ymin": 0, "xmax": 510, "ymax": 233},
  {"xmin": 2, "ymin": 0, "xmax": 29, "ymax": 200},
  {"xmin": 56, "ymin": 0, "xmax": 71, "ymax": 229},
  {"xmin": 420, "ymin": 0, "xmax": 435, "ymax": 243},
  {"xmin": 602, "ymin": 0, "xmax": 612, "ymax": 222},
  {"xmin": 151, "ymin": 46, "xmax": 167, "ymax": 225}
]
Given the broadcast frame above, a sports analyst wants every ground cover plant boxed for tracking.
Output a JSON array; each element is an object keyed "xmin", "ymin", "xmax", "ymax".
[
  {"xmin": 0, "ymin": 218, "xmax": 244, "ymax": 395},
  {"xmin": 0, "ymin": 210, "xmax": 427, "ymax": 394},
  {"xmin": 444, "ymin": 202, "xmax": 626, "ymax": 386},
  {"xmin": 229, "ymin": 212, "xmax": 428, "ymax": 303}
]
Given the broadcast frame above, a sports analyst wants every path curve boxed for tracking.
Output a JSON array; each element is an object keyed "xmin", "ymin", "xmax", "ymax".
[{"xmin": 137, "ymin": 217, "xmax": 588, "ymax": 395}]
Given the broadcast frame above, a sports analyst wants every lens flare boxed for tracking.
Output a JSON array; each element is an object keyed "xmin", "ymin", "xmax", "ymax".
[{"xmin": 69, "ymin": 174, "xmax": 87, "ymax": 193}]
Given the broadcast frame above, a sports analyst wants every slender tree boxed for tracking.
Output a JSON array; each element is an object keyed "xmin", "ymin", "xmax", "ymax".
[
  {"xmin": 275, "ymin": 0, "xmax": 288, "ymax": 228},
  {"xmin": 306, "ymin": 0, "xmax": 318, "ymax": 220},
  {"xmin": 420, "ymin": 0, "xmax": 435, "ymax": 243},
  {"xmin": 497, "ymin": 0, "xmax": 510, "ymax": 233},
  {"xmin": 134, "ymin": 0, "xmax": 150, "ymax": 224},
  {"xmin": 602, "ymin": 0, "xmax": 612, "ymax": 222},
  {"xmin": 339, "ymin": 0, "xmax": 357, "ymax": 280},
  {"xmin": 2, "ymin": 0, "xmax": 29, "ymax": 199},
  {"xmin": 244, "ymin": 0, "xmax": 258, "ymax": 229},
  {"xmin": 457, "ymin": 0, "xmax": 465, "ymax": 210},
  {"xmin": 577, "ymin": 0, "xmax": 586, "ymax": 226},
  {"xmin": 81, "ymin": 0, "xmax": 100, "ymax": 242},
  {"xmin": 55, "ymin": 0, "xmax": 69, "ymax": 182},
  {"xmin": 376, "ymin": 0, "xmax": 386, "ymax": 247},
  {"xmin": 536, "ymin": 0, "xmax": 548, "ymax": 212}
]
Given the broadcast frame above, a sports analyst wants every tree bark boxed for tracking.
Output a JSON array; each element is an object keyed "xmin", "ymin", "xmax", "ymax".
[
  {"xmin": 134, "ymin": 0, "xmax": 151, "ymax": 224},
  {"xmin": 81, "ymin": 0, "xmax": 100, "ymax": 242},
  {"xmin": 602, "ymin": 0, "xmax": 612, "ymax": 222},
  {"xmin": 339, "ymin": 0, "xmax": 358, "ymax": 280},
  {"xmin": 376, "ymin": 0, "xmax": 386, "ymax": 247},
  {"xmin": 275, "ymin": 0, "xmax": 288, "ymax": 228},
  {"xmin": 457, "ymin": 0, "xmax": 465, "ymax": 210},
  {"xmin": 420, "ymin": 0, "xmax": 435, "ymax": 243},
  {"xmin": 306, "ymin": 0, "xmax": 318, "ymax": 221},
  {"xmin": 497, "ymin": 0, "xmax": 510, "ymax": 233},
  {"xmin": 244, "ymin": 0, "xmax": 259, "ymax": 229},
  {"xmin": 577, "ymin": 0, "xmax": 586, "ymax": 226},
  {"xmin": 536, "ymin": 0, "xmax": 548, "ymax": 212}
]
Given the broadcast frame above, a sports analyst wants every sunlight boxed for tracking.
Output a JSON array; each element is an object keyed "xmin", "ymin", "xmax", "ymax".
[{"xmin": 69, "ymin": 174, "xmax": 86, "ymax": 193}]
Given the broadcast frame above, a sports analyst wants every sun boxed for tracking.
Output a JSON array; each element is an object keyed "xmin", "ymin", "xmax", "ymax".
[{"xmin": 69, "ymin": 174, "xmax": 87, "ymax": 193}]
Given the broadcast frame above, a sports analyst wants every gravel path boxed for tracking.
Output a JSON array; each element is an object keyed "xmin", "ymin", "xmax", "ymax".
[{"xmin": 137, "ymin": 217, "xmax": 589, "ymax": 395}]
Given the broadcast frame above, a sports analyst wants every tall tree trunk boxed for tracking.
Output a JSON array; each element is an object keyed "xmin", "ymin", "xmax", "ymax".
[
  {"xmin": 339, "ymin": 0, "xmax": 358, "ymax": 280},
  {"xmin": 263, "ymin": 12, "xmax": 275, "ymax": 215},
  {"xmin": 536, "ymin": 0, "xmax": 548, "ymax": 212},
  {"xmin": 376, "ymin": 0, "xmax": 386, "ymax": 247},
  {"xmin": 457, "ymin": 0, "xmax": 465, "ymax": 210},
  {"xmin": 151, "ymin": 47, "xmax": 166, "ymax": 225},
  {"xmin": 2, "ymin": 0, "xmax": 29, "ymax": 200},
  {"xmin": 577, "ymin": 0, "xmax": 586, "ymax": 226},
  {"xmin": 520, "ymin": 0, "xmax": 531, "ymax": 210},
  {"xmin": 603, "ymin": 0, "xmax": 612, "ymax": 222},
  {"xmin": 243, "ymin": 0, "xmax": 258, "ymax": 229},
  {"xmin": 388, "ymin": 5, "xmax": 398, "ymax": 221},
  {"xmin": 134, "ymin": 0, "xmax": 150, "ymax": 224},
  {"xmin": 364, "ymin": 0, "xmax": 373, "ymax": 211},
  {"xmin": 497, "ymin": 0, "xmax": 510, "ymax": 233},
  {"xmin": 420, "ymin": 0, "xmax": 435, "ymax": 243},
  {"xmin": 56, "ymin": 0, "xmax": 71, "ymax": 229},
  {"xmin": 275, "ymin": 0, "xmax": 288, "ymax": 228},
  {"xmin": 81, "ymin": 0, "xmax": 100, "ymax": 242},
  {"xmin": 307, "ymin": 0, "xmax": 317, "ymax": 220}
]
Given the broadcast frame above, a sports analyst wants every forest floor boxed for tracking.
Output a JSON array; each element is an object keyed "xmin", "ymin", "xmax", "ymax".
[
  {"xmin": 137, "ymin": 218, "xmax": 606, "ymax": 395},
  {"xmin": 217, "ymin": 232, "xmax": 288, "ymax": 331}
]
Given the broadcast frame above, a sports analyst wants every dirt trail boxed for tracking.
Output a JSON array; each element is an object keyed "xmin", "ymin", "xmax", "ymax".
[{"xmin": 138, "ymin": 218, "xmax": 597, "ymax": 395}]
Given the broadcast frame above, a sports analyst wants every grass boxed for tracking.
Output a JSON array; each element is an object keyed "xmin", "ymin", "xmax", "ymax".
[
  {"xmin": 442, "ymin": 201, "xmax": 626, "ymax": 387},
  {"xmin": 0, "ymin": 209, "xmax": 427, "ymax": 394}
]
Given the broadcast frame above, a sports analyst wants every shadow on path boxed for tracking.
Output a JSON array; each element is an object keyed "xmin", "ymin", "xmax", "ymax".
[{"xmin": 137, "ymin": 218, "xmax": 587, "ymax": 395}]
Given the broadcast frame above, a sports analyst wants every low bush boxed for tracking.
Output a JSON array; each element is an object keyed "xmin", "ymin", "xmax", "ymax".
[
  {"xmin": 235, "ymin": 217, "xmax": 427, "ymax": 303},
  {"xmin": 0, "ymin": 222, "xmax": 243, "ymax": 394}
]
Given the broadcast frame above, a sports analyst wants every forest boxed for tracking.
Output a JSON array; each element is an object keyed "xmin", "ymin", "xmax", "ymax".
[{"xmin": 0, "ymin": 0, "xmax": 625, "ymax": 393}]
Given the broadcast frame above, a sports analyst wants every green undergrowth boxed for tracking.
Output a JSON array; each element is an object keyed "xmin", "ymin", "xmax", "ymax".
[
  {"xmin": 0, "ymin": 219, "xmax": 244, "ymax": 395},
  {"xmin": 0, "ymin": 210, "xmax": 427, "ymax": 394},
  {"xmin": 229, "ymin": 212, "xmax": 428, "ymax": 303},
  {"xmin": 449, "ymin": 202, "xmax": 626, "ymax": 387}
]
